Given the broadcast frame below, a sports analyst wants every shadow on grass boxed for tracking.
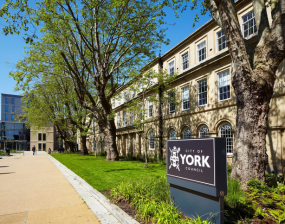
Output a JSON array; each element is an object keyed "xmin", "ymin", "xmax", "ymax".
[{"xmin": 104, "ymin": 168, "xmax": 137, "ymax": 172}]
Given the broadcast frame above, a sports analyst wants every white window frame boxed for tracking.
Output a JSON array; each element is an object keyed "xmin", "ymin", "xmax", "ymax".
[
  {"xmin": 168, "ymin": 60, "xmax": 175, "ymax": 76},
  {"xmin": 168, "ymin": 92, "xmax": 175, "ymax": 114},
  {"xmin": 118, "ymin": 96, "xmax": 121, "ymax": 106},
  {"xmin": 131, "ymin": 90, "xmax": 135, "ymax": 99},
  {"xmin": 123, "ymin": 111, "xmax": 127, "ymax": 125},
  {"xmin": 181, "ymin": 51, "xmax": 189, "ymax": 71},
  {"xmin": 139, "ymin": 83, "xmax": 143, "ymax": 92},
  {"xmin": 216, "ymin": 29, "xmax": 227, "ymax": 52},
  {"xmin": 149, "ymin": 131, "xmax": 155, "ymax": 150},
  {"xmin": 148, "ymin": 101, "xmax": 153, "ymax": 118},
  {"xmin": 220, "ymin": 123, "xmax": 233, "ymax": 155},
  {"xmin": 241, "ymin": 10, "xmax": 257, "ymax": 38},
  {"xmin": 196, "ymin": 40, "xmax": 206, "ymax": 63},
  {"xmin": 131, "ymin": 110, "xmax": 134, "ymax": 124},
  {"xmin": 198, "ymin": 79, "xmax": 207, "ymax": 107},
  {"xmin": 182, "ymin": 128, "xmax": 191, "ymax": 139},
  {"xmin": 182, "ymin": 86, "xmax": 190, "ymax": 111},
  {"xmin": 169, "ymin": 129, "xmax": 176, "ymax": 140},
  {"xmin": 199, "ymin": 125, "xmax": 209, "ymax": 138},
  {"xmin": 124, "ymin": 92, "xmax": 128, "ymax": 103},
  {"xmin": 218, "ymin": 70, "xmax": 231, "ymax": 102}
]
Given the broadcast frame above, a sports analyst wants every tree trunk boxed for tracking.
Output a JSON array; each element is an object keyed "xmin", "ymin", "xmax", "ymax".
[
  {"xmin": 67, "ymin": 141, "xmax": 74, "ymax": 153},
  {"xmin": 105, "ymin": 118, "xmax": 119, "ymax": 161},
  {"xmin": 231, "ymin": 71, "xmax": 273, "ymax": 187},
  {"xmin": 81, "ymin": 135, "xmax": 89, "ymax": 155},
  {"xmin": 206, "ymin": 0, "xmax": 285, "ymax": 187}
]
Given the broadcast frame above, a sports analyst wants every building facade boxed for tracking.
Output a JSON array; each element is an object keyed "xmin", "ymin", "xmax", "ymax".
[
  {"xmin": 30, "ymin": 126, "xmax": 57, "ymax": 151},
  {"xmin": 91, "ymin": 0, "xmax": 285, "ymax": 174},
  {"xmin": 0, "ymin": 93, "xmax": 30, "ymax": 150}
]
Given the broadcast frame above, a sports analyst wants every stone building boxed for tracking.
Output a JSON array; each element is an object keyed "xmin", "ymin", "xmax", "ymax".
[
  {"xmin": 30, "ymin": 126, "xmax": 57, "ymax": 151},
  {"xmin": 91, "ymin": 0, "xmax": 285, "ymax": 174}
]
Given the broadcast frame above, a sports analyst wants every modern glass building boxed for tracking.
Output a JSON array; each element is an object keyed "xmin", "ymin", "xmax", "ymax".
[{"xmin": 0, "ymin": 93, "xmax": 30, "ymax": 150}]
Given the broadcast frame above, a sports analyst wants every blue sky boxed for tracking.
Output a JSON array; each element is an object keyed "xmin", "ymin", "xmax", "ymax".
[{"xmin": 0, "ymin": 5, "xmax": 211, "ymax": 120}]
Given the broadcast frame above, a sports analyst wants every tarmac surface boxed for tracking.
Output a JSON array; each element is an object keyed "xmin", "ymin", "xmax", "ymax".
[{"xmin": 0, "ymin": 152, "xmax": 102, "ymax": 224}]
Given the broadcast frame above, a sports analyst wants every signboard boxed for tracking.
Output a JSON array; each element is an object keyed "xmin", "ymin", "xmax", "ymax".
[
  {"xmin": 167, "ymin": 139, "xmax": 215, "ymax": 186},
  {"xmin": 166, "ymin": 138, "xmax": 227, "ymax": 224}
]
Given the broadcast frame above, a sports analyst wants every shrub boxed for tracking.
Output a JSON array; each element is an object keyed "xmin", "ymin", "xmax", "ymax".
[
  {"xmin": 226, "ymin": 178, "xmax": 246, "ymax": 208},
  {"xmin": 110, "ymin": 176, "xmax": 213, "ymax": 223}
]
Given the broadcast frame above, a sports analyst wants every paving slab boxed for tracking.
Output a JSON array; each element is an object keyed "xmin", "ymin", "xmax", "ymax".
[{"xmin": 0, "ymin": 154, "xmax": 101, "ymax": 224}]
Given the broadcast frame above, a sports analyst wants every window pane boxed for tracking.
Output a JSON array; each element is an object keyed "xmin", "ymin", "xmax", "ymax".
[
  {"xmin": 149, "ymin": 131, "xmax": 155, "ymax": 149},
  {"xmin": 182, "ymin": 52, "xmax": 189, "ymax": 70},
  {"xmin": 149, "ymin": 101, "xmax": 153, "ymax": 117},
  {"xmin": 169, "ymin": 92, "xmax": 175, "ymax": 114},
  {"xmin": 43, "ymin": 133, "xmax": 46, "ymax": 141},
  {"xmin": 183, "ymin": 128, "xmax": 191, "ymax": 139},
  {"xmin": 199, "ymin": 125, "xmax": 209, "ymax": 138},
  {"xmin": 169, "ymin": 61, "xmax": 175, "ymax": 76},
  {"xmin": 198, "ymin": 79, "xmax": 207, "ymax": 106},
  {"xmin": 38, "ymin": 133, "xmax": 42, "ymax": 141},
  {"xmin": 182, "ymin": 86, "xmax": 189, "ymax": 110},
  {"xmin": 242, "ymin": 11, "xmax": 256, "ymax": 37},
  {"xmin": 220, "ymin": 123, "xmax": 233, "ymax": 154},
  {"xmin": 170, "ymin": 130, "xmax": 176, "ymax": 140}
]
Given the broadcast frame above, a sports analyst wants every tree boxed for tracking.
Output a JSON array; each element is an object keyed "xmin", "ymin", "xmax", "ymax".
[
  {"xmin": 174, "ymin": 0, "xmax": 285, "ymax": 187},
  {"xmin": 4, "ymin": 0, "xmax": 170, "ymax": 161},
  {"xmin": 124, "ymin": 64, "xmax": 177, "ymax": 167},
  {"xmin": 12, "ymin": 58, "xmax": 94, "ymax": 155}
]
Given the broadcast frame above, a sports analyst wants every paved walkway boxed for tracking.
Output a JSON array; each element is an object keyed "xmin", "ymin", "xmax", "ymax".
[{"xmin": 0, "ymin": 153, "xmax": 102, "ymax": 224}]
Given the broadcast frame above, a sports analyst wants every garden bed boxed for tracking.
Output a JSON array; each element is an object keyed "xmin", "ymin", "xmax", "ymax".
[{"xmin": 51, "ymin": 153, "xmax": 285, "ymax": 223}]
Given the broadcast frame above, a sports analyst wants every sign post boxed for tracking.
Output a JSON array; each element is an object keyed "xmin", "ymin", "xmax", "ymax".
[{"xmin": 167, "ymin": 138, "xmax": 227, "ymax": 224}]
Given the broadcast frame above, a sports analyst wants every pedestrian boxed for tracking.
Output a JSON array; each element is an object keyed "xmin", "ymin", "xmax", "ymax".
[
  {"xmin": 32, "ymin": 145, "xmax": 36, "ymax": 155},
  {"xmin": 48, "ymin": 148, "xmax": 51, "ymax": 154}
]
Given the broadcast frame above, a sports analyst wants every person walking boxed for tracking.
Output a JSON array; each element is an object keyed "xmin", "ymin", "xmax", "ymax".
[{"xmin": 32, "ymin": 145, "xmax": 36, "ymax": 155}]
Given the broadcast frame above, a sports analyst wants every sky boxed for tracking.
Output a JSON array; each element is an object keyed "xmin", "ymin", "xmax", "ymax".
[{"xmin": 0, "ymin": 4, "xmax": 211, "ymax": 120}]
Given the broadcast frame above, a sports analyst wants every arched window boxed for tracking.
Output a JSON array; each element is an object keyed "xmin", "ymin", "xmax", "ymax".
[
  {"xmin": 183, "ymin": 128, "xmax": 191, "ymax": 139},
  {"xmin": 149, "ymin": 131, "xmax": 155, "ymax": 150},
  {"xmin": 169, "ymin": 129, "xmax": 176, "ymax": 140},
  {"xmin": 220, "ymin": 123, "xmax": 233, "ymax": 154},
  {"xmin": 199, "ymin": 125, "xmax": 209, "ymax": 138}
]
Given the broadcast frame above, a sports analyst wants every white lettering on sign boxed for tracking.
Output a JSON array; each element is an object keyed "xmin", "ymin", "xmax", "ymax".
[
  {"xmin": 180, "ymin": 154, "xmax": 186, "ymax": 164},
  {"xmin": 179, "ymin": 154, "xmax": 210, "ymax": 168},
  {"xmin": 186, "ymin": 155, "xmax": 194, "ymax": 165},
  {"xmin": 194, "ymin": 155, "xmax": 201, "ymax": 166},
  {"xmin": 202, "ymin": 156, "xmax": 210, "ymax": 168}
]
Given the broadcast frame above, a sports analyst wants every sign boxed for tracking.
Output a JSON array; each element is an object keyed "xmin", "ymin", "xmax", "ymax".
[
  {"xmin": 166, "ymin": 138, "xmax": 227, "ymax": 224},
  {"xmin": 167, "ymin": 139, "xmax": 215, "ymax": 186}
]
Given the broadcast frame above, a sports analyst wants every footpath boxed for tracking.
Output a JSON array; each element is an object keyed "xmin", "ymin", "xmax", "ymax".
[{"xmin": 0, "ymin": 152, "xmax": 128, "ymax": 224}]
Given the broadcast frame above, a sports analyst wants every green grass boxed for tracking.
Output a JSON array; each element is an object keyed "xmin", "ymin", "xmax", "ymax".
[{"xmin": 51, "ymin": 153, "xmax": 166, "ymax": 191}]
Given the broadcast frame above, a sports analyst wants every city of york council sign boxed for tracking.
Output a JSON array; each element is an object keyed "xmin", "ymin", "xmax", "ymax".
[{"xmin": 167, "ymin": 139, "xmax": 216, "ymax": 186}]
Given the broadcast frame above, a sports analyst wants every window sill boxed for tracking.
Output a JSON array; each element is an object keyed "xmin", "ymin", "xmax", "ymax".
[{"xmin": 218, "ymin": 98, "xmax": 230, "ymax": 103}]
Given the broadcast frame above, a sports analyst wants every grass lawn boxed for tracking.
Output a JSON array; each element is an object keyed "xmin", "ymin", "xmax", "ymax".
[{"xmin": 51, "ymin": 153, "xmax": 167, "ymax": 191}]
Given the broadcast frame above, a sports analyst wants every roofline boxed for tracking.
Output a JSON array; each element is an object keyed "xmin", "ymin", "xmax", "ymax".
[
  {"xmin": 161, "ymin": 0, "xmax": 247, "ymax": 60},
  {"xmin": 1, "ymin": 93, "xmax": 23, "ymax": 97}
]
